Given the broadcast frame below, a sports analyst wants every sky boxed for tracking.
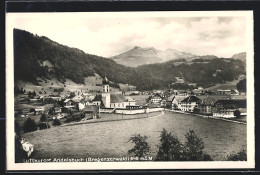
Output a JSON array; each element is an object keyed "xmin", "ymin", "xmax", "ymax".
[{"xmin": 7, "ymin": 12, "xmax": 248, "ymax": 58}]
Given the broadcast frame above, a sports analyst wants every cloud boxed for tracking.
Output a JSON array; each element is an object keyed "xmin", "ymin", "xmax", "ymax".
[{"xmin": 8, "ymin": 13, "xmax": 247, "ymax": 58}]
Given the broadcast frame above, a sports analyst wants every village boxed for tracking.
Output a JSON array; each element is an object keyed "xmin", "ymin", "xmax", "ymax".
[{"xmin": 15, "ymin": 75, "xmax": 247, "ymax": 131}]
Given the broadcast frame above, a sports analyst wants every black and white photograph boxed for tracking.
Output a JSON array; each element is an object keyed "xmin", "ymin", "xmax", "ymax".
[{"xmin": 6, "ymin": 11, "xmax": 254, "ymax": 170}]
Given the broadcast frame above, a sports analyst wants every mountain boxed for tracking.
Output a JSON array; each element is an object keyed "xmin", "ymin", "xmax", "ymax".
[
  {"xmin": 111, "ymin": 46, "xmax": 196, "ymax": 67},
  {"xmin": 13, "ymin": 29, "xmax": 246, "ymax": 90},
  {"xmin": 231, "ymin": 52, "xmax": 246, "ymax": 63}
]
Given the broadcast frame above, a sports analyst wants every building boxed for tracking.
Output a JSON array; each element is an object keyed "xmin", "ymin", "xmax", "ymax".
[
  {"xmin": 33, "ymin": 108, "xmax": 45, "ymax": 115},
  {"xmin": 149, "ymin": 93, "xmax": 163, "ymax": 105},
  {"xmin": 180, "ymin": 95, "xmax": 202, "ymax": 112},
  {"xmin": 92, "ymin": 77, "xmax": 136, "ymax": 109},
  {"xmin": 215, "ymin": 89, "xmax": 232, "ymax": 95},
  {"xmin": 198, "ymin": 96, "xmax": 217, "ymax": 115},
  {"xmin": 171, "ymin": 95, "xmax": 188, "ymax": 110},
  {"xmin": 212, "ymin": 99, "xmax": 246, "ymax": 118}
]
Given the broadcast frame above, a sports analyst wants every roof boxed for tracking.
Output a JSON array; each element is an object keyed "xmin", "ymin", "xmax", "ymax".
[
  {"xmin": 151, "ymin": 93, "xmax": 162, "ymax": 99},
  {"xmin": 110, "ymin": 94, "xmax": 127, "ymax": 103},
  {"xmin": 215, "ymin": 99, "xmax": 246, "ymax": 109},
  {"xmin": 201, "ymin": 96, "xmax": 218, "ymax": 105},
  {"xmin": 181, "ymin": 96, "xmax": 202, "ymax": 103},
  {"xmin": 64, "ymin": 99, "xmax": 71, "ymax": 103},
  {"xmin": 172, "ymin": 95, "xmax": 187, "ymax": 102},
  {"xmin": 125, "ymin": 96, "xmax": 135, "ymax": 102},
  {"xmin": 92, "ymin": 94, "xmax": 102, "ymax": 102}
]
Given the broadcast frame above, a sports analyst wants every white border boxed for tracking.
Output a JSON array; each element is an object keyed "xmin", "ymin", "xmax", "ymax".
[{"xmin": 6, "ymin": 11, "xmax": 255, "ymax": 170}]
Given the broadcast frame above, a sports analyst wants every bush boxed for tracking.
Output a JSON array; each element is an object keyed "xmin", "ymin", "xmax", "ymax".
[
  {"xmin": 38, "ymin": 122, "xmax": 51, "ymax": 130},
  {"xmin": 227, "ymin": 149, "xmax": 247, "ymax": 161},
  {"xmin": 23, "ymin": 117, "xmax": 37, "ymax": 133},
  {"xmin": 53, "ymin": 118, "xmax": 61, "ymax": 126},
  {"xmin": 128, "ymin": 134, "xmax": 150, "ymax": 158}
]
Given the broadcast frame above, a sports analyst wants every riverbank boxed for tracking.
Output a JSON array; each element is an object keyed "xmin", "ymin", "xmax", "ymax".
[{"xmin": 165, "ymin": 109, "xmax": 246, "ymax": 125}]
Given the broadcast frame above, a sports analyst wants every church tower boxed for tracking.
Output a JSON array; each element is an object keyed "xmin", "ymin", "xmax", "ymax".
[{"xmin": 102, "ymin": 77, "xmax": 110, "ymax": 108}]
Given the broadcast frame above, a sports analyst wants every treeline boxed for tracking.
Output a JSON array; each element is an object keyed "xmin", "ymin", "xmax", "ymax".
[{"xmin": 14, "ymin": 29, "xmax": 246, "ymax": 90}]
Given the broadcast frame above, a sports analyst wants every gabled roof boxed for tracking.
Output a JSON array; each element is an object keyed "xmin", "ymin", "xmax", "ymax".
[
  {"xmin": 111, "ymin": 94, "xmax": 127, "ymax": 103},
  {"xmin": 92, "ymin": 94, "xmax": 102, "ymax": 102},
  {"xmin": 152, "ymin": 93, "xmax": 162, "ymax": 98},
  {"xmin": 181, "ymin": 96, "xmax": 202, "ymax": 103},
  {"xmin": 172, "ymin": 95, "xmax": 187, "ymax": 102}
]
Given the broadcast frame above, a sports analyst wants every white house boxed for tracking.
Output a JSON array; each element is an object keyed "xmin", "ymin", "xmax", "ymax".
[{"xmin": 180, "ymin": 95, "xmax": 202, "ymax": 112}]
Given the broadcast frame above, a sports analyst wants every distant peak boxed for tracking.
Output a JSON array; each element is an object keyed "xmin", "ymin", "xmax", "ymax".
[{"xmin": 133, "ymin": 46, "xmax": 141, "ymax": 49}]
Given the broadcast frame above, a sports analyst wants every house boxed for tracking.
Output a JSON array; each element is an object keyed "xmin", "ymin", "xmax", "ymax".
[
  {"xmin": 33, "ymin": 108, "xmax": 45, "ymax": 115},
  {"xmin": 54, "ymin": 107, "xmax": 62, "ymax": 113},
  {"xmin": 180, "ymin": 96, "xmax": 202, "ymax": 112},
  {"xmin": 198, "ymin": 96, "xmax": 217, "ymax": 115},
  {"xmin": 125, "ymin": 96, "xmax": 136, "ymax": 106},
  {"xmin": 149, "ymin": 93, "xmax": 163, "ymax": 105},
  {"xmin": 82, "ymin": 105, "xmax": 99, "ymax": 119},
  {"xmin": 212, "ymin": 99, "xmax": 246, "ymax": 118},
  {"xmin": 63, "ymin": 99, "xmax": 74, "ymax": 108},
  {"xmin": 171, "ymin": 96, "xmax": 187, "ymax": 110},
  {"xmin": 215, "ymin": 89, "xmax": 232, "ymax": 95}
]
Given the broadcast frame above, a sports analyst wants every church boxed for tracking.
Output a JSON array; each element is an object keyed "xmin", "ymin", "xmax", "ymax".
[{"xmin": 92, "ymin": 77, "xmax": 135, "ymax": 109}]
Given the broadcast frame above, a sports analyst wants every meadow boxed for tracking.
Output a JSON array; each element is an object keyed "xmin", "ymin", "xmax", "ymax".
[{"xmin": 21, "ymin": 111, "xmax": 246, "ymax": 161}]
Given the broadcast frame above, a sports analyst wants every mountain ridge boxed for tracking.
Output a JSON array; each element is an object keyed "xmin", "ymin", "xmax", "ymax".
[{"xmin": 13, "ymin": 28, "xmax": 246, "ymax": 90}]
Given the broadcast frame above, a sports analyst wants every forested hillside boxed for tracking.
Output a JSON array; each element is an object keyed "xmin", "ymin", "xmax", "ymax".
[{"xmin": 14, "ymin": 29, "xmax": 246, "ymax": 90}]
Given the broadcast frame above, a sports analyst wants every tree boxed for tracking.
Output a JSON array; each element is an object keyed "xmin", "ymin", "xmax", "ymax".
[
  {"xmin": 227, "ymin": 149, "xmax": 247, "ymax": 161},
  {"xmin": 53, "ymin": 118, "xmax": 61, "ymax": 126},
  {"xmin": 234, "ymin": 110, "xmax": 241, "ymax": 118},
  {"xmin": 237, "ymin": 78, "xmax": 246, "ymax": 92},
  {"xmin": 128, "ymin": 134, "xmax": 150, "ymax": 159},
  {"xmin": 40, "ymin": 114, "xmax": 48, "ymax": 122},
  {"xmin": 69, "ymin": 92, "xmax": 76, "ymax": 98},
  {"xmin": 23, "ymin": 117, "xmax": 37, "ymax": 133},
  {"xmin": 156, "ymin": 128, "xmax": 183, "ymax": 161},
  {"xmin": 183, "ymin": 130, "xmax": 212, "ymax": 161}
]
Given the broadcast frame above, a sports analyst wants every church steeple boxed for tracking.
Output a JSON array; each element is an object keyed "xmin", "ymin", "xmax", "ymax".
[
  {"xmin": 102, "ymin": 76, "xmax": 110, "ymax": 108},
  {"xmin": 102, "ymin": 76, "xmax": 109, "ymax": 93}
]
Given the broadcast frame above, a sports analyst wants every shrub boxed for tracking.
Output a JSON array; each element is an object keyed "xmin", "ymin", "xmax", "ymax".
[
  {"xmin": 38, "ymin": 122, "xmax": 51, "ymax": 130},
  {"xmin": 23, "ymin": 117, "xmax": 37, "ymax": 133},
  {"xmin": 53, "ymin": 118, "xmax": 61, "ymax": 126},
  {"xmin": 156, "ymin": 128, "xmax": 183, "ymax": 161},
  {"xmin": 128, "ymin": 134, "xmax": 150, "ymax": 159},
  {"xmin": 227, "ymin": 149, "xmax": 247, "ymax": 161}
]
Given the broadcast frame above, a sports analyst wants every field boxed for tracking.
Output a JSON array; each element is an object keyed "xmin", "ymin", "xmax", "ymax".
[{"xmin": 21, "ymin": 111, "xmax": 246, "ymax": 161}]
